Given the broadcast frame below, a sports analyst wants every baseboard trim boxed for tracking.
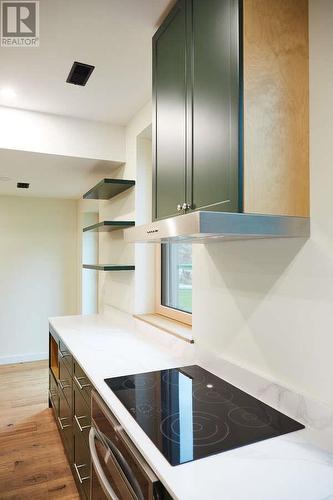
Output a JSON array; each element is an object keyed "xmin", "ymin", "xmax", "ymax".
[{"xmin": 0, "ymin": 352, "xmax": 48, "ymax": 365}]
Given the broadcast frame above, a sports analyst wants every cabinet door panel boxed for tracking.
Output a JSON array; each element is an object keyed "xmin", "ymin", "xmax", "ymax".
[
  {"xmin": 73, "ymin": 382, "xmax": 91, "ymax": 447},
  {"xmin": 58, "ymin": 390, "xmax": 73, "ymax": 462},
  {"xmin": 73, "ymin": 428, "xmax": 91, "ymax": 500},
  {"xmin": 191, "ymin": 0, "xmax": 240, "ymax": 212},
  {"xmin": 59, "ymin": 354, "xmax": 73, "ymax": 409},
  {"xmin": 153, "ymin": 0, "xmax": 187, "ymax": 220},
  {"xmin": 49, "ymin": 371, "xmax": 59, "ymax": 416},
  {"xmin": 73, "ymin": 361, "xmax": 92, "ymax": 406},
  {"xmin": 59, "ymin": 340, "xmax": 73, "ymax": 376}
]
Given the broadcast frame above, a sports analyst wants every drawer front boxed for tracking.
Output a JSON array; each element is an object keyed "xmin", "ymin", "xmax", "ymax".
[
  {"xmin": 74, "ymin": 382, "xmax": 91, "ymax": 446},
  {"xmin": 73, "ymin": 426, "xmax": 91, "ymax": 500},
  {"xmin": 59, "ymin": 340, "xmax": 73, "ymax": 376},
  {"xmin": 59, "ymin": 354, "xmax": 73, "ymax": 408},
  {"xmin": 58, "ymin": 390, "xmax": 73, "ymax": 462},
  {"xmin": 74, "ymin": 362, "xmax": 92, "ymax": 405},
  {"xmin": 49, "ymin": 371, "xmax": 59, "ymax": 416}
]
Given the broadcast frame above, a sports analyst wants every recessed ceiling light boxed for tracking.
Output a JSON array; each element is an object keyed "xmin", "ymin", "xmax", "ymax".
[{"xmin": 0, "ymin": 87, "xmax": 17, "ymax": 101}]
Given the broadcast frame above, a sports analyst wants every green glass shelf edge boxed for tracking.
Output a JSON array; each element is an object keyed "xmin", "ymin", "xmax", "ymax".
[
  {"xmin": 83, "ymin": 178, "xmax": 135, "ymax": 200},
  {"xmin": 83, "ymin": 221, "xmax": 135, "ymax": 232},
  {"xmin": 83, "ymin": 264, "xmax": 135, "ymax": 271}
]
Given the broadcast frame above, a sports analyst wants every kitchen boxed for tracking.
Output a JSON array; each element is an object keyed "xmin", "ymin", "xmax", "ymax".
[{"xmin": 1, "ymin": 0, "xmax": 333, "ymax": 499}]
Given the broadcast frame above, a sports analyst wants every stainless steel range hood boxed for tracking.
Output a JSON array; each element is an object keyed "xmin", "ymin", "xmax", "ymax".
[{"xmin": 124, "ymin": 211, "xmax": 310, "ymax": 243}]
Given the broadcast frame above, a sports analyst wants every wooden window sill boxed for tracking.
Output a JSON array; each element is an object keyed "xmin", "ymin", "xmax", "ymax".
[{"xmin": 133, "ymin": 313, "xmax": 194, "ymax": 344}]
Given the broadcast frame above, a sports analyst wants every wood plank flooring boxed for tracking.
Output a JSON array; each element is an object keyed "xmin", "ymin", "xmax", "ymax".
[{"xmin": 0, "ymin": 360, "xmax": 79, "ymax": 499}]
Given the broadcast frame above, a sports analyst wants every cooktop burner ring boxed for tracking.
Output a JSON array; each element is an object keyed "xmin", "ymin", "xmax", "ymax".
[
  {"xmin": 121, "ymin": 375, "xmax": 156, "ymax": 391},
  {"xmin": 160, "ymin": 411, "xmax": 230, "ymax": 447},
  {"xmin": 193, "ymin": 385, "xmax": 234, "ymax": 405},
  {"xmin": 228, "ymin": 406, "xmax": 273, "ymax": 429},
  {"xmin": 130, "ymin": 401, "xmax": 159, "ymax": 417}
]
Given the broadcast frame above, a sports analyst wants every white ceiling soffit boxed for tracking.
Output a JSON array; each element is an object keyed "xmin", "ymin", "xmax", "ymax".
[
  {"xmin": 0, "ymin": 148, "xmax": 123, "ymax": 199},
  {"xmin": 0, "ymin": 0, "xmax": 171, "ymax": 125}
]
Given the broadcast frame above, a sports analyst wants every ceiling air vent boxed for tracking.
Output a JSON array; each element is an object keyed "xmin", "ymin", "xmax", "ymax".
[
  {"xmin": 17, "ymin": 182, "xmax": 30, "ymax": 189},
  {"xmin": 66, "ymin": 61, "xmax": 95, "ymax": 86}
]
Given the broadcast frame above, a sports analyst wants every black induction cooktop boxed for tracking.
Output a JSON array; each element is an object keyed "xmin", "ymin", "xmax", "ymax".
[{"xmin": 104, "ymin": 365, "xmax": 304, "ymax": 466}]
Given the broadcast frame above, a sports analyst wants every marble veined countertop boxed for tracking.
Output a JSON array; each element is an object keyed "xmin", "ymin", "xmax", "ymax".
[{"xmin": 49, "ymin": 309, "xmax": 333, "ymax": 500}]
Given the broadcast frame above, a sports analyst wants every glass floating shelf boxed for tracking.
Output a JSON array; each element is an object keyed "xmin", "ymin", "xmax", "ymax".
[
  {"xmin": 83, "ymin": 178, "xmax": 135, "ymax": 200},
  {"xmin": 83, "ymin": 264, "xmax": 135, "ymax": 271},
  {"xmin": 83, "ymin": 221, "xmax": 135, "ymax": 232}
]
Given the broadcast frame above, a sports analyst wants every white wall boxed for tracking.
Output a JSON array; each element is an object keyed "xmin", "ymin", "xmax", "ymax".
[
  {"xmin": 135, "ymin": 129, "xmax": 155, "ymax": 314},
  {"xmin": 192, "ymin": 0, "xmax": 333, "ymax": 407},
  {"xmin": 82, "ymin": 212, "xmax": 98, "ymax": 314},
  {"xmin": 0, "ymin": 106, "xmax": 125, "ymax": 161},
  {"xmin": 98, "ymin": 102, "xmax": 153, "ymax": 315},
  {"xmin": 94, "ymin": 0, "xmax": 333, "ymax": 410},
  {"xmin": 0, "ymin": 196, "xmax": 78, "ymax": 364}
]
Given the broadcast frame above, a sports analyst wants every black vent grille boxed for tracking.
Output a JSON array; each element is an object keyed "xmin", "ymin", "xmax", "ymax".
[
  {"xmin": 66, "ymin": 61, "xmax": 95, "ymax": 86},
  {"xmin": 17, "ymin": 182, "xmax": 30, "ymax": 189}
]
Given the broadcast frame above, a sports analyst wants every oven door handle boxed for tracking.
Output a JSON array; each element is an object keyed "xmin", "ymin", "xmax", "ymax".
[
  {"xmin": 103, "ymin": 434, "xmax": 145, "ymax": 500},
  {"xmin": 89, "ymin": 428, "xmax": 119, "ymax": 500}
]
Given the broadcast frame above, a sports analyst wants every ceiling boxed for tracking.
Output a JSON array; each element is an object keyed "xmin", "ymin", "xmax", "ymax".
[
  {"xmin": 0, "ymin": 148, "xmax": 123, "ymax": 199},
  {"xmin": 0, "ymin": 0, "xmax": 171, "ymax": 125}
]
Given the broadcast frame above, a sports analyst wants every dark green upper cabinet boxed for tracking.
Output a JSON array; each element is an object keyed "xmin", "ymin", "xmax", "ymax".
[
  {"xmin": 153, "ymin": 0, "xmax": 240, "ymax": 221},
  {"xmin": 153, "ymin": 0, "xmax": 188, "ymax": 220},
  {"xmin": 190, "ymin": 0, "xmax": 239, "ymax": 213}
]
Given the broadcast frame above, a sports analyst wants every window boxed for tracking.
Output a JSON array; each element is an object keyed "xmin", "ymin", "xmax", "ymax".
[
  {"xmin": 161, "ymin": 243, "xmax": 192, "ymax": 313},
  {"xmin": 156, "ymin": 243, "xmax": 192, "ymax": 324}
]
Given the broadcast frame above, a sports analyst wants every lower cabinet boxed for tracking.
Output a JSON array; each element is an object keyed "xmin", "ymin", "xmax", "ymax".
[
  {"xmin": 49, "ymin": 371, "xmax": 59, "ymax": 414},
  {"xmin": 48, "ymin": 330, "xmax": 170, "ymax": 500},
  {"xmin": 74, "ymin": 426, "xmax": 91, "ymax": 499},
  {"xmin": 74, "ymin": 381, "xmax": 91, "ymax": 446},
  {"xmin": 59, "ymin": 388, "xmax": 73, "ymax": 462},
  {"xmin": 49, "ymin": 330, "xmax": 92, "ymax": 500}
]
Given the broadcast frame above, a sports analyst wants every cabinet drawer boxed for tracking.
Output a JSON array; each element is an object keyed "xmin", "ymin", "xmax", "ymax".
[
  {"xmin": 73, "ymin": 362, "xmax": 92, "ymax": 405},
  {"xmin": 59, "ymin": 354, "xmax": 73, "ymax": 408},
  {"xmin": 73, "ymin": 426, "xmax": 91, "ymax": 500},
  {"xmin": 58, "ymin": 390, "xmax": 73, "ymax": 462},
  {"xmin": 59, "ymin": 340, "xmax": 73, "ymax": 375},
  {"xmin": 73, "ymin": 382, "xmax": 91, "ymax": 446},
  {"xmin": 49, "ymin": 370, "xmax": 59, "ymax": 416}
]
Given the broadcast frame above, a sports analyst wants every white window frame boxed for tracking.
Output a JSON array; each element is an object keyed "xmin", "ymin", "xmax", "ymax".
[{"xmin": 155, "ymin": 245, "xmax": 192, "ymax": 326}]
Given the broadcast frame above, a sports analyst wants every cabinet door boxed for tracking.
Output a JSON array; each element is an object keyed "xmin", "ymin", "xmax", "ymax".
[
  {"xmin": 59, "ymin": 340, "xmax": 73, "ymax": 376},
  {"xmin": 153, "ymin": 0, "xmax": 188, "ymax": 220},
  {"xmin": 73, "ymin": 361, "xmax": 92, "ymax": 406},
  {"xmin": 59, "ymin": 353, "xmax": 73, "ymax": 410},
  {"xmin": 58, "ymin": 390, "xmax": 73, "ymax": 462},
  {"xmin": 49, "ymin": 371, "xmax": 59, "ymax": 416},
  {"xmin": 190, "ymin": 0, "xmax": 240, "ymax": 213},
  {"xmin": 73, "ymin": 427, "xmax": 91, "ymax": 500},
  {"xmin": 73, "ymin": 382, "xmax": 91, "ymax": 447}
]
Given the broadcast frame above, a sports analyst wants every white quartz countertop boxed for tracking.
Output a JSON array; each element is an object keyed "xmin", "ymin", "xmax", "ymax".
[{"xmin": 49, "ymin": 310, "xmax": 333, "ymax": 500}]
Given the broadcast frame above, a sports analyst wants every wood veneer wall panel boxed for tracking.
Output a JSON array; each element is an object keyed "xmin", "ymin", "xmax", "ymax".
[{"xmin": 243, "ymin": 0, "xmax": 309, "ymax": 216}]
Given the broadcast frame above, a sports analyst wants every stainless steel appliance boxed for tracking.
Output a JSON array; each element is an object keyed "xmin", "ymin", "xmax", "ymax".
[
  {"xmin": 90, "ymin": 391, "xmax": 166, "ymax": 500},
  {"xmin": 123, "ymin": 211, "xmax": 310, "ymax": 244}
]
